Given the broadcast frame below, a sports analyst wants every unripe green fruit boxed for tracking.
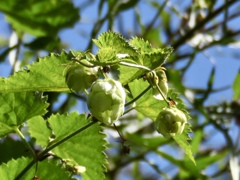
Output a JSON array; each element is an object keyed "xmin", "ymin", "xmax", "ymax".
[
  {"xmin": 153, "ymin": 68, "xmax": 168, "ymax": 100},
  {"xmin": 87, "ymin": 78, "xmax": 126, "ymax": 125},
  {"xmin": 156, "ymin": 107, "xmax": 187, "ymax": 137},
  {"xmin": 65, "ymin": 60, "xmax": 98, "ymax": 93}
]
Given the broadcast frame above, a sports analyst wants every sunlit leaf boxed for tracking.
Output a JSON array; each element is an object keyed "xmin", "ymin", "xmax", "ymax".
[
  {"xmin": 0, "ymin": 0, "xmax": 79, "ymax": 37},
  {"xmin": 93, "ymin": 31, "xmax": 137, "ymax": 57},
  {"xmin": 27, "ymin": 116, "xmax": 52, "ymax": 148},
  {"xmin": 173, "ymin": 123, "xmax": 196, "ymax": 165},
  {"xmin": 0, "ymin": 92, "xmax": 48, "ymax": 137},
  {"xmin": 128, "ymin": 79, "xmax": 166, "ymax": 120},
  {"xmin": 0, "ymin": 51, "xmax": 72, "ymax": 93},
  {"xmin": 46, "ymin": 112, "xmax": 107, "ymax": 180}
]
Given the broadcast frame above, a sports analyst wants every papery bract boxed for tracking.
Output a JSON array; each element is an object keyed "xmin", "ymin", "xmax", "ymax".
[
  {"xmin": 87, "ymin": 78, "xmax": 126, "ymax": 125},
  {"xmin": 65, "ymin": 60, "xmax": 98, "ymax": 93},
  {"xmin": 156, "ymin": 107, "xmax": 187, "ymax": 137}
]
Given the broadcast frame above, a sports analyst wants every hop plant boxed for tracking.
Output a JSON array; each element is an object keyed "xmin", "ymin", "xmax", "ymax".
[
  {"xmin": 145, "ymin": 67, "xmax": 168, "ymax": 100},
  {"xmin": 153, "ymin": 67, "xmax": 168, "ymax": 100},
  {"xmin": 65, "ymin": 60, "xmax": 98, "ymax": 93},
  {"xmin": 87, "ymin": 78, "xmax": 126, "ymax": 125},
  {"xmin": 156, "ymin": 107, "xmax": 187, "ymax": 137}
]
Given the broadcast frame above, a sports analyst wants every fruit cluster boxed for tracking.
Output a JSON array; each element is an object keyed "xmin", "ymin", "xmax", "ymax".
[{"xmin": 65, "ymin": 58, "xmax": 187, "ymax": 137}]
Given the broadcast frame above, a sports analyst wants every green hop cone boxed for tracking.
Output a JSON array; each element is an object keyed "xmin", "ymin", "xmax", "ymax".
[
  {"xmin": 156, "ymin": 107, "xmax": 187, "ymax": 137},
  {"xmin": 87, "ymin": 78, "xmax": 126, "ymax": 125},
  {"xmin": 152, "ymin": 68, "xmax": 168, "ymax": 100},
  {"xmin": 65, "ymin": 60, "xmax": 98, "ymax": 93}
]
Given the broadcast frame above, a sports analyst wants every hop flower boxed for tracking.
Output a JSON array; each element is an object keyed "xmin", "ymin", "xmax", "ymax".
[
  {"xmin": 156, "ymin": 107, "xmax": 187, "ymax": 137},
  {"xmin": 65, "ymin": 60, "xmax": 98, "ymax": 93},
  {"xmin": 152, "ymin": 68, "xmax": 168, "ymax": 100},
  {"xmin": 145, "ymin": 67, "xmax": 168, "ymax": 100},
  {"xmin": 87, "ymin": 78, "xmax": 126, "ymax": 125}
]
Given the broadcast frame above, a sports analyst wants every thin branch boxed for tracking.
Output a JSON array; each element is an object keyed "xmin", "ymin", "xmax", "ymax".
[{"xmin": 172, "ymin": 0, "xmax": 238, "ymax": 49}]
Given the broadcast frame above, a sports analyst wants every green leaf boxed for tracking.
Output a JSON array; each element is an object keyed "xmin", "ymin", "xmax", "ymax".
[
  {"xmin": 168, "ymin": 88, "xmax": 191, "ymax": 119},
  {"xmin": 0, "ymin": 51, "xmax": 72, "ymax": 93},
  {"xmin": 129, "ymin": 37, "xmax": 153, "ymax": 53},
  {"xmin": 190, "ymin": 130, "xmax": 203, "ymax": 154},
  {"xmin": 128, "ymin": 79, "xmax": 166, "ymax": 120},
  {"xmin": 0, "ymin": 157, "xmax": 34, "ymax": 179},
  {"xmin": 193, "ymin": 150, "xmax": 228, "ymax": 171},
  {"xmin": 178, "ymin": 149, "xmax": 228, "ymax": 179},
  {"xmin": 0, "ymin": 157, "xmax": 73, "ymax": 179},
  {"xmin": 129, "ymin": 37, "xmax": 173, "ymax": 67},
  {"xmin": 126, "ymin": 133, "xmax": 169, "ymax": 149},
  {"xmin": 47, "ymin": 113, "xmax": 89, "ymax": 142},
  {"xmin": 233, "ymin": 71, "xmax": 240, "ymax": 99},
  {"xmin": 27, "ymin": 116, "xmax": 52, "ymax": 148},
  {"xmin": 95, "ymin": 47, "xmax": 120, "ymax": 65},
  {"xmin": 173, "ymin": 123, "xmax": 196, "ymax": 165},
  {"xmin": 93, "ymin": 31, "xmax": 137, "ymax": 57},
  {"xmin": 36, "ymin": 159, "xmax": 73, "ymax": 179},
  {"xmin": 118, "ymin": 65, "xmax": 144, "ymax": 85},
  {"xmin": 0, "ymin": 92, "xmax": 48, "ymax": 137},
  {"xmin": 0, "ymin": 0, "xmax": 79, "ymax": 37},
  {"xmin": 141, "ymin": 47, "xmax": 173, "ymax": 69},
  {"xmin": 0, "ymin": 137, "xmax": 29, "ymax": 164},
  {"xmin": 46, "ymin": 112, "xmax": 107, "ymax": 180}
]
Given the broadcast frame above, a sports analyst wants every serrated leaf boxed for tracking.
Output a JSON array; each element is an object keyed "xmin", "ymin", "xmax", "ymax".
[
  {"xmin": 173, "ymin": 123, "xmax": 196, "ymax": 165},
  {"xmin": 0, "ymin": 137, "xmax": 29, "ymax": 164},
  {"xmin": 93, "ymin": 31, "xmax": 137, "ymax": 57},
  {"xmin": 48, "ymin": 112, "xmax": 89, "ymax": 142},
  {"xmin": 129, "ymin": 37, "xmax": 153, "ymax": 53},
  {"xmin": 27, "ymin": 116, "xmax": 52, "ymax": 148},
  {"xmin": 0, "ymin": 157, "xmax": 34, "ymax": 179},
  {"xmin": 128, "ymin": 79, "xmax": 166, "ymax": 120},
  {"xmin": 46, "ymin": 112, "xmax": 107, "ymax": 180},
  {"xmin": 168, "ymin": 89, "xmax": 191, "ymax": 119},
  {"xmin": 0, "ymin": 0, "xmax": 79, "ymax": 37},
  {"xmin": 95, "ymin": 47, "xmax": 120, "ymax": 65},
  {"xmin": 0, "ymin": 51, "xmax": 72, "ymax": 93},
  {"xmin": 118, "ymin": 65, "xmax": 144, "ymax": 85},
  {"xmin": 36, "ymin": 159, "xmax": 73, "ymax": 179},
  {"xmin": 141, "ymin": 47, "xmax": 173, "ymax": 69},
  {"xmin": 0, "ymin": 157, "xmax": 73, "ymax": 179},
  {"xmin": 0, "ymin": 92, "xmax": 48, "ymax": 137}
]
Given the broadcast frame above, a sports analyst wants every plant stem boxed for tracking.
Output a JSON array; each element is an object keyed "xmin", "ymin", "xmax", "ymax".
[
  {"xmin": 172, "ymin": 0, "xmax": 237, "ymax": 49},
  {"xmin": 14, "ymin": 127, "xmax": 38, "ymax": 177},
  {"xmin": 119, "ymin": 61, "xmax": 151, "ymax": 71},
  {"xmin": 15, "ymin": 120, "xmax": 97, "ymax": 180},
  {"xmin": 155, "ymin": 84, "xmax": 169, "ymax": 107},
  {"xmin": 41, "ymin": 120, "xmax": 97, "ymax": 156},
  {"xmin": 123, "ymin": 107, "xmax": 135, "ymax": 115},
  {"xmin": 73, "ymin": 59, "xmax": 96, "ymax": 68},
  {"xmin": 15, "ymin": 127, "xmax": 37, "ymax": 162},
  {"xmin": 124, "ymin": 85, "xmax": 151, "ymax": 107}
]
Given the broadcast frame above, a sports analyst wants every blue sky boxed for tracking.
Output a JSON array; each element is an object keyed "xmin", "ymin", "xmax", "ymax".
[{"xmin": 0, "ymin": 0, "xmax": 240, "ymax": 178}]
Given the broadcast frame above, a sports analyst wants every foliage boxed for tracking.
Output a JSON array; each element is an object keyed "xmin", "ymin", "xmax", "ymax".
[{"xmin": 0, "ymin": 0, "xmax": 240, "ymax": 179}]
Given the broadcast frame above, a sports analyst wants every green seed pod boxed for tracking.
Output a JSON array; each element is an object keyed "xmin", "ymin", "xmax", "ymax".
[
  {"xmin": 65, "ymin": 60, "xmax": 98, "ymax": 93},
  {"xmin": 155, "ymin": 107, "xmax": 187, "ymax": 137},
  {"xmin": 153, "ymin": 68, "xmax": 168, "ymax": 100},
  {"xmin": 87, "ymin": 78, "xmax": 126, "ymax": 125}
]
